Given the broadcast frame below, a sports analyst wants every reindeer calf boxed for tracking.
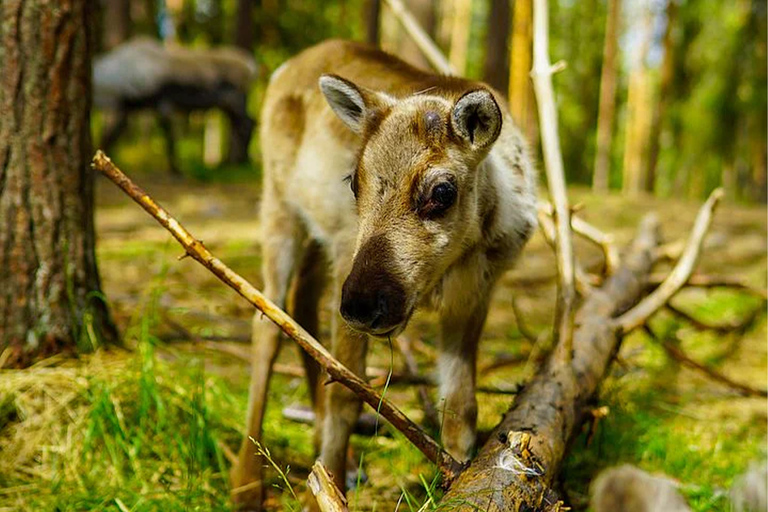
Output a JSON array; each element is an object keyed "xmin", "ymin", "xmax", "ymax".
[{"xmin": 231, "ymin": 40, "xmax": 537, "ymax": 510}]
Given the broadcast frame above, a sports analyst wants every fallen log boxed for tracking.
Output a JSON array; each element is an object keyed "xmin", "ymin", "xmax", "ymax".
[{"xmin": 441, "ymin": 214, "xmax": 661, "ymax": 511}]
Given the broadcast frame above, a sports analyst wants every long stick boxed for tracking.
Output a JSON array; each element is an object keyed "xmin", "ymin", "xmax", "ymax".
[
  {"xmin": 530, "ymin": 0, "xmax": 576, "ymax": 356},
  {"xmin": 91, "ymin": 151, "xmax": 463, "ymax": 481},
  {"xmin": 615, "ymin": 188, "xmax": 724, "ymax": 333}
]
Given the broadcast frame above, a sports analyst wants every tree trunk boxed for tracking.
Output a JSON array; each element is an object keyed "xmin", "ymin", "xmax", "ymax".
[
  {"xmin": 509, "ymin": 0, "xmax": 537, "ymax": 145},
  {"xmin": 382, "ymin": 0, "xmax": 436, "ymax": 70},
  {"xmin": 644, "ymin": 0, "xmax": 677, "ymax": 194},
  {"xmin": 448, "ymin": 0, "xmax": 472, "ymax": 75},
  {"xmin": 235, "ymin": 0, "xmax": 255, "ymax": 51},
  {"xmin": 102, "ymin": 0, "xmax": 132, "ymax": 50},
  {"xmin": 483, "ymin": 0, "xmax": 511, "ymax": 92},
  {"xmin": 0, "ymin": 0, "xmax": 117, "ymax": 367},
  {"xmin": 441, "ymin": 215, "xmax": 661, "ymax": 511},
  {"xmin": 365, "ymin": 0, "xmax": 381, "ymax": 45},
  {"xmin": 622, "ymin": 7, "xmax": 653, "ymax": 197},
  {"xmin": 592, "ymin": 0, "xmax": 621, "ymax": 192}
]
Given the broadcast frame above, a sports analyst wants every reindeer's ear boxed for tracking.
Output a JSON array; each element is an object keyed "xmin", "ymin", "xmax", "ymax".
[
  {"xmin": 319, "ymin": 74, "xmax": 388, "ymax": 134},
  {"xmin": 450, "ymin": 89, "xmax": 502, "ymax": 150}
]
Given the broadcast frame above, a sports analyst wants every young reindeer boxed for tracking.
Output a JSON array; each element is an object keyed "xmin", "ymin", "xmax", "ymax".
[{"xmin": 230, "ymin": 40, "xmax": 537, "ymax": 509}]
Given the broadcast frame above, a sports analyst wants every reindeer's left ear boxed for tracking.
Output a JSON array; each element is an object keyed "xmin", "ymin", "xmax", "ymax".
[
  {"xmin": 450, "ymin": 89, "xmax": 502, "ymax": 150},
  {"xmin": 319, "ymin": 74, "xmax": 391, "ymax": 134}
]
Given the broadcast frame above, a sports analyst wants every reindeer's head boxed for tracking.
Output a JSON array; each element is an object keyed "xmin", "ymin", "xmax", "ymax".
[{"xmin": 319, "ymin": 74, "xmax": 503, "ymax": 337}]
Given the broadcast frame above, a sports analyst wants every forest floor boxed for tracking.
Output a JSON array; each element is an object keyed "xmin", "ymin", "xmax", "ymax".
[{"xmin": 1, "ymin": 154, "xmax": 766, "ymax": 511}]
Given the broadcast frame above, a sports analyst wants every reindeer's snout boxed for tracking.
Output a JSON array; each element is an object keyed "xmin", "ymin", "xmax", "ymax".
[{"xmin": 340, "ymin": 235, "xmax": 407, "ymax": 336}]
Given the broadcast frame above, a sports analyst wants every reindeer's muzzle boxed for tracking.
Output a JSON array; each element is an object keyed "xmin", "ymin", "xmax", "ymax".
[{"xmin": 340, "ymin": 235, "xmax": 407, "ymax": 336}]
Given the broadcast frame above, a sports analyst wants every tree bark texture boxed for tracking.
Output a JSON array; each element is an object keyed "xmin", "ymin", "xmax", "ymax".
[
  {"xmin": 483, "ymin": 0, "xmax": 511, "ymax": 92},
  {"xmin": 102, "ymin": 0, "xmax": 132, "ymax": 50},
  {"xmin": 441, "ymin": 215, "xmax": 661, "ymax": 511},
  {"xmin": 592, "ymin": 0, "xmax": 620, "ymax": 192},
  {"xmin": 0, "ymin": 0, "xmax": 117, "ymax": 367}
]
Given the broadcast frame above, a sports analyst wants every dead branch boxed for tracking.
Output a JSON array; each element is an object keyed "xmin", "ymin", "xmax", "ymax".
[
  {"xmin": 380, "ymin": 0, "xmax": 454, "ymax": 75},
  {"xmin": 665, "ymin": 302, "xmax": 761, "ymax": 334},
  {"xmin": 510, "ymin": 296, "xmax": 542, "ymax": 344},
  {"xmin": 538, "ymin": 210, "xmax": 594, "ymax": 296},
  {"xmin": 615, "ymin": 189, "xmax": 724, "ymax": 333},
  {"xmin": 91, "ymin": 151, "xmax": 463, "ymax": 482},
  {"xmin": 531, "ymin": 0, "xmax": 577, "ymax": 355},
  {"xmin": 441, "ymin": 214, "xmax": 661, "ymax": 511},
  {"xmin": 647, "ymin": 273, "xmax": 768, "ymax": 300},
  {"xmin": 396, "ymin": 336, "xmax": 440, "ymax": 429},
  {"xmin": 643, "ymin": 326, "xmax": 767, "ymax": 398},
  {"xmin": 541, "ymin": 201, "xmax": 620, "ymax": 275},
  {"xmin": 308, "ymin": 461, "xmax": 348, "ymax": 512}
]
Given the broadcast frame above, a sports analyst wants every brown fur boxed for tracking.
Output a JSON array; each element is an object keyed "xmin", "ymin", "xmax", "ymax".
[{"xmin": 230, "ymin": 40, "xmax": 538, "ymax": 510}]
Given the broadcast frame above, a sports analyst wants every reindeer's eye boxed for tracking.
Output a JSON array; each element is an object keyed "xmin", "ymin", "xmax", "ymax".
[
  {"xmin": 344, "ymin": 174, "xmax": 358, "ymax": 198},
  {"xmin": 421, "ymin": 182, "xmax": 456, "ymax": 217}
]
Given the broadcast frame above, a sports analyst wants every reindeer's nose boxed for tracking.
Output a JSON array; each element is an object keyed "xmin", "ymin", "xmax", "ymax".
[{"xmin": 340, "ymin": 235, "xmax": 407, "ymax": 335}]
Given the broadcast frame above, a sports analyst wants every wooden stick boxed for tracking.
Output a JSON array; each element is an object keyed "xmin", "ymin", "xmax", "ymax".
[
  {"xmin": 615, "ymin": 188, "xmax": 724, "ymax": 333},
  {"xmin": 91, "ymin": 151, "xmax": 463, "ymax": 482},
  {"xmin": 530, "ymin": 0, "xmax": 577, "ymax": 357},
  {"xmin": 381, "ymin": 0, "xmax": 455, "ymax": 75},
  {"xmin": 540, "ymin": 201, "xmax": 620, "ymax": 275},
  {"xmin": 643, "ymin": 326, "xmax": 767, "ymax": 398},
  {"xmin": 647, "ymin": 273, "xmax": 768, "ymax": 300},
  {"xmin": 538, "ymin": 210, "xmax": 593, "ymax": 296},
  {"xmin": 307, "ymin": 462, "xmax": 349, "ymax": 512}
]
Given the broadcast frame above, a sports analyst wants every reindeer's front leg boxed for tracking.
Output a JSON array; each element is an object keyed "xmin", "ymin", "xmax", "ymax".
[{"xmin": 437, "ymin": 262, "xmax": 494, "ymax": 461}]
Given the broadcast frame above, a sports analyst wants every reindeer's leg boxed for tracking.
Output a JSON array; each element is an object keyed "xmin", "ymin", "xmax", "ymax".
[
  {"xmin": 289, "ymin": 239, "xmax": 328, "ymax": 451},
  {"xmin": 100, "ymin": 108, "xmax": 128, "ymax": 154},
  {"xmin": 157, "ymin": 102, "xmax": 181, "ymax": 177},
  {"xmin": 437, "ymin": 262, "xmax": 494, "ymax": 461},
  {"xmin": 318, "ymin": 258, "xmax": 368, "ymax": 493},
  {"xmin": 231, "ymin": 191, "xmax": 301, "ymax": 511}
]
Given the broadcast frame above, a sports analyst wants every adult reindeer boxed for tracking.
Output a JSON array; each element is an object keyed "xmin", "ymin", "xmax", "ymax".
[
  {"xmin": 230, "ymin": 40, "xmax": 537, "ymax": 510},
  {"xmin": 94, "ymin": 37, "xmax": 257, "ymax": 176}
]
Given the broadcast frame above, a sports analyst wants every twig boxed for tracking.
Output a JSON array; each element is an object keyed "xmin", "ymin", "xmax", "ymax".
[
  {"xmin": 538, "ymin": 210, "xmax": 593, "ymax": 296},
  {"xmin": 91, "ymin": 151, "xmax": 463, "ymax": 482},
  {"xmin": 615, "ymin": 189, "xmax": 724, "ymax": 333},
  {"xmin": 665, "ymin": 302, "xmax": 760, "ymax": 334},
  {"xmin": 510, "ymin": 296, "xmax": 541, "ymax": 344},
  {"xmin": 540, "ymin": 201, "xmax": 620, "ymax": 275},
  {"xmin": 531, "ymin": 0, "xmax": 577, "ymax": 357},
  {"xmin": 396, "ymin": 336, "xmax": 440, "ymax": 429},
  {"xmin": 307, "ymin": 461, "xmax": 349, "ymax": 512},
  {"xmin": 646, "ymin": 273, "xmax": 768, "ymax": 300},
  {"xmin": 380, "ymin": 0, "xmax": 455, "ymax": 75},
  {"xmin": 643, "ymin": 326, "xmax": 767, "ymax": 398}
]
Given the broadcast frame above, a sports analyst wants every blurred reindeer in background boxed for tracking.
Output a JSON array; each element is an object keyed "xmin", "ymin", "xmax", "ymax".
[{"xmin": 94, "ymin": 37, "xmax": 257, "ymax": 176}]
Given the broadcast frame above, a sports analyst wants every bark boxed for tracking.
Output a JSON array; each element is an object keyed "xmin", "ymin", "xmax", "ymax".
[
  {"xmin": 621, "ymin": 8, "xmax": 654, "ymax": 196},
  {"xmin": 592, "ymin": 0, "xmax": 621, "ymax": 192},
  {"xmin": 509, "ymin": 0, "xmax": 536, "ymax": 145},
  {"xmin": 644, "ymin": 0, "xmax": 677, "ymax": 194},
  {"xmin": 102, "ymin": 0, "xmax": 132, "ymax": 50},
  {"xmin": 442, "ymin": 215, "xmax": 661, "ymax": 511},
  {"xmin": 365, "ymin": 0, "xmax": 381, "ymax": 45},
  {"xmin": 448, "ymin": 0, "xmax": 472, "ymax": 75},
  {"xmin": 0, "ymin": 0, "xmax": 117, "ymax": 367},
  {"xmin": 483, "ymin": 0, "xmax": 511, "ymax": 92},
  {"xmin": 235, "ymin": 0, "xmax": 255, "ymax": 51}
]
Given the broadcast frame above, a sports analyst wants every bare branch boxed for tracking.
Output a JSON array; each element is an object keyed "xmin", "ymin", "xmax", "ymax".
[
  {"xmin": 615, "ymin": 189, "xmax": 724, "ymax": 333},
  {"xmin": 540, "ymin": 201, "xmax": 620, "ymax": 275},
  {"xmin": 91, "ymin": 151, "xmax": 463, "ymax": 482},
  {"xmin": 647, "ymin": 273, "xmax": 768, "ymax": 300},
  {"xmin": 380, "ymin": 0, "xmax": 455, "ymax": 75},
  {"xmin": 665, "ymin": 302, "xmax": 760, "ymax": 334},
  {"xmin": 531, "ymin": 0, "xmax": 577, "ymax": 357},
  {"xmin": 308, "ymin": 462, "xmax": 349, "ymax": 512},
  {"xmin": 538, "ymin": 210, "xmax": 594, "ymax": 296},
  {"xmin": 643, "ymin": 326, "xmax": 767, "ymax": 398}
]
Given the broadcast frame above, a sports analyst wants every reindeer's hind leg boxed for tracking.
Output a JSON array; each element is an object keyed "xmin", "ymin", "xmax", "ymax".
[
  {"xmin": 289, "ymin": 239, "xmax": 328, "ymax": 450},
  {"xmin": 231, "ymin": 186, "xmax": 302, "ymax": 510},
  {"xmin": 157, "ymin": 101, "xmax": 181, "ymax": 177}
]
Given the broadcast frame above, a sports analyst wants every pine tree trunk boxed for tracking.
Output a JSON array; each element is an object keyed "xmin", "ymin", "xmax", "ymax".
[
  {"xmin": 592, "ymin": 0, "xmax": 621, "ymax": 192},
  {"xmin": 644, "ymin": 0, "xmax": 677, "ymax": 194},
  {"xmin": 509, "ymin": 0, "xmax": 537, "ymax": 144},
  {"xmin": 0, "ymin": 0, "xmax": 117, "ymax": 368},
  {"xmin": 103, "ymin": 0, "xmax": 132, "ymax": 50},
  {"xmin": 365, "ymin": 0, "xmax": 381, "ymax": 45},
  {"xmin": 235, "ymin": 0, "xmax": 255, "ymax": 50},
  {"xmin": 483, "ymin": 0, "xmax": 511, "ymax": 92},
  {"xmin": 449, "ymin": 0, "xmax": 472, "ymax": 75}
]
